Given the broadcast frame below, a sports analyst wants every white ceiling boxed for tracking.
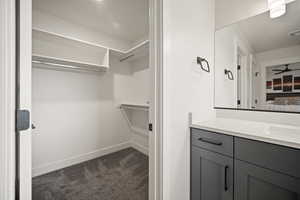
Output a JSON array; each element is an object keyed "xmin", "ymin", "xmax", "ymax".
[
  {"xmin": 237, "ymin": 1, "xmax": 300, "ymax": 53},
  {"xmin": 268, "ymin": 62, "xmax": 300, "ymax": 69},
  {"xmin": 33, "ymin": 0, "xmax": 149, "ymax": 44}
]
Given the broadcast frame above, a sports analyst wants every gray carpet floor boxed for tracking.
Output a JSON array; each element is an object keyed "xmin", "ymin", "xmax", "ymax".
[{"xmin": 32, "ymin": 148, "xmax": 148, "ymax": 200}]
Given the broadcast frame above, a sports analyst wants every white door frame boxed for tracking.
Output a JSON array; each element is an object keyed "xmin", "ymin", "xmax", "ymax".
[
  {"xmin": 17, "ymin": 0, "xmax": 33, "ymax": 199},
  {"xmin": 0, "ymin": 0, "xmax": 16, "ymax": 199},
  {"xmin": 2, "ymin": 0, "xmax": 164, "ymax": 199},
  {"xmin": 149, "ymin": 0, "xmax": 163, "ymax": 199}
]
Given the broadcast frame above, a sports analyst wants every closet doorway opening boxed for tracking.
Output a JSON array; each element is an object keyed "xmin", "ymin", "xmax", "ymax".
[{"xmin": 16, "ymin": 0, "xmax": 162, "ymax": 199}]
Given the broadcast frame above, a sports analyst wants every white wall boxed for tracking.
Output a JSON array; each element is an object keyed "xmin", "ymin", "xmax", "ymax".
[
  {"xmin": 215, "ymin": 0, "xmax": 268, "ymax": 29},
  {"xmin": 131, "ymin": 57, "xmax": 151, "ymax": 103},
  {"xmin": 129, "ymin": 108, "xmax": 149, "ymax": 153},
  {"xmin": 115, "ymin": 56, "xmax": 150, "ymax": 154},
  {"xmin": 216, "ymin": 108, "xmax": 300, "ymax": 127},
  {"xmin": 32, "ymin": 62, "xmax": 129, "ymax": 176},
  {"xmin": 215, "ymin": 25, "xmax": 253, "ymax": 108},
  {"xmin": 32, "ymin": 53, "xmax": 150, "ymax": 176},
  {"xmin": 129, "ymin": 57, "xmax": 150, "ymax": 151},
  {"xmin": 256, "ymin": 45, "xmax": 300, "ymax": 67},
  {"xmin": 163, "ymin": 0, "xmax": 215, "ymax": 199},
  {"xmin": 110, "ymin": 57, "xmax": 146, "ymax": 104},
  {"xmin": 215, "ymin": 27, "xmax": 237, "ymax": 107},
  {"xmin": 116, "ymin": 56, "xmax": 151, "ymax": 104}
]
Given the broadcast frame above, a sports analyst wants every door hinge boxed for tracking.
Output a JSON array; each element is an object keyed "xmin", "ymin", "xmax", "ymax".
[
  {"xmin": 148, "ymin": 123, "xmax": 153, "ymax": 131},
  {"xmin": 16, "ymin": 110, "xmax": 30, "ymax": 131},
  {"xmin": 237, "ymin": 65, "xmax": 241, "ymax": 70},
  {"xmin": 237, "ymin": 100, "xmax": 241, "ymax": 105}
]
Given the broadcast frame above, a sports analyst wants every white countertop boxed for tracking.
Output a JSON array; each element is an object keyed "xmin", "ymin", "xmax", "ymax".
[{"xmin": 191, "ymin": 118, "xmax": 300, "ymax": 149}]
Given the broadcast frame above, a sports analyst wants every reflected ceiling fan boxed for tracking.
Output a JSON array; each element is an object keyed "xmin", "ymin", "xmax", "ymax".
[{"xmin": 272, "ymin": 64, "xmax": 300, "ymax": 75}]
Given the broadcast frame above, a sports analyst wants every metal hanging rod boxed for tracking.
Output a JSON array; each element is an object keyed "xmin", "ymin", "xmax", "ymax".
[
  {"xmin": 119, "ymin": 103, "xmax": 149, "ymax": 111},
  {"xmin": 32, "ymin": 60, "xmax": 106, "ymax": 73},
  {"xmin": 33, "ymin": 60, "xmax": 81, "ymax": 70},
  {"xmin": 120, "ymin": 54, "xmax": 135, "ymax": 62}
]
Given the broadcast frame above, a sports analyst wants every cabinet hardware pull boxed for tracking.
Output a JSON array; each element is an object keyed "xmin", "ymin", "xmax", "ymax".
[
  {"xmin": 198, "ymin": 138, "xmax": 223, "ymax": 146},
  {"xmin": 224, "ymin": 165, "xmax": 229, "ymax": 191}
]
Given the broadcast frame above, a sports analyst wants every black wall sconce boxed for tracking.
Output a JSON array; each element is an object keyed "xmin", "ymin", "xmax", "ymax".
[
  {"xmin": 197, "ymin": 57, "xmax": 210, "ymax": 73},
  {"xmin": 224, "ymin": 69, "xmax": 234, "ymax": 80}
]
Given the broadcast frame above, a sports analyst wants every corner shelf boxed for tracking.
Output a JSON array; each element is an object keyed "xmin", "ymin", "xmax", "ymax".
[
  {"xmin": 32, "ymin": 28, "xmax": 149, "ymax": 71},
  {"xmin": 120, "ymin": 103, "xmax": 149, "ymax": 136},
  {"xmin": 110, "ymin": 40, "xmax": 149, "ymax": 62},
  {"xmin": 32, "ymin": 28, "xmax": 109, "ymax": 72}
]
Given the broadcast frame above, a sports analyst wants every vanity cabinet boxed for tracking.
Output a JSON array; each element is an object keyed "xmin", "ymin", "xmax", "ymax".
[
  {"xmin": 235, "ymin": 137, "xmax": 300, "ymax": 178},
  {"xmin": 235, "ymin": 138, "xmax": 300, "ymax": 200},
  {"xmin": 235, "ymin": 160, "xmax": 300, "ymax": 200},
  {"xmin": 191, "ymin": 128, "xmax": 300, "ymax": 200},
  {"xmin": 191, "ymin": 129, "xmax": 234, "ymax": 200}
]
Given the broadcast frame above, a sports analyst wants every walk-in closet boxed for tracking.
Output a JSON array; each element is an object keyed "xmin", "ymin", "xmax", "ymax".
[{"xmin": 31, "ymin": 0, "xmax": 150, "ymax": 199}]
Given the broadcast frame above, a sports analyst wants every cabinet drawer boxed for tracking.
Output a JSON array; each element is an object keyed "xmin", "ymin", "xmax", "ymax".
[
  {"xmin": 235, "ymin": 137, "xmax": 300, "ymax": 178},
  {"xmin": 191, "ymin": 128, "xmax": 234, "ymax": 157}
]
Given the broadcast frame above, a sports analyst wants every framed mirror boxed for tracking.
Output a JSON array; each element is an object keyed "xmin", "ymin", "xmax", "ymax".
[{"xmin": 214, "ymin": 0, "xmax": 300, "ymax": 113}]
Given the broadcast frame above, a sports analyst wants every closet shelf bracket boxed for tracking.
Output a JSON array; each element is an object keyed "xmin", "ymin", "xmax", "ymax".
[{"xmin": 119, "ymin": 103, "xmax": 149, "ymax": 137}]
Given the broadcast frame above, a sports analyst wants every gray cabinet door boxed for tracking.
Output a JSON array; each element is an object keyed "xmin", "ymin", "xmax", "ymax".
[
  {"xmin": 191, "ymin": 146, "xmax": 233, "ymax": 200},
  {"xmin": 235, "ymin": 160, "xmax": 300, "ymax": 200}
]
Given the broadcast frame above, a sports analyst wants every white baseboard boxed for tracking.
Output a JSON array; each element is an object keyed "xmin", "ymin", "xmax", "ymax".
[
  {"xmin": 32, "ymin": 142, "xmax": 131, "ymax": 177},
  {"xmin": 32, "ymin": 141, "xmax": 149, "ymax": 177},
  {"xmin": 130, "ymin": 141, "xmax": 149, "ymax": 155}
]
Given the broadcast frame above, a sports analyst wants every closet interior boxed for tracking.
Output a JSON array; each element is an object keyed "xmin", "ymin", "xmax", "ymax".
[{"xmin": 31, "ymin": 0, "xmax": 150, "ymax": 199}]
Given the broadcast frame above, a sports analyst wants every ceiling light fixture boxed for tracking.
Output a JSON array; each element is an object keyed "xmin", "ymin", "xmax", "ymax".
[{"xmin": 268, "ymin": 0, "xmax": 286, "ymax": 18}]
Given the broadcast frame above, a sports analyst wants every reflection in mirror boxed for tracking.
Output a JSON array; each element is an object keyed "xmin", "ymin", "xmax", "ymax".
[{"xmin": 214, "ymin": 0, "xmax": 300, "ymax": 113}]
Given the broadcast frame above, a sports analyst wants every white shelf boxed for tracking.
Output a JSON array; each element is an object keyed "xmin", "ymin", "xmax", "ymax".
[
  {"xmin": 32, "ymin": 28, "xmax": 123, "ymax": 52},
  {"xmin": 32, "ymin": 29, "xmax": 109, "ymax": 72},
  {"xmin": 32, "ymin": 54, "xmax": 108, "ymax": 72},
  {"xmin": 110, "ymin": 40, "xmax": 149, "ymax": 62},
  {"xmin": 32, "ymin": 28, "xmax": 149, "ymax": 69},
  {"xmin": 131, "ymin": 126, "xmax": 149, "ymax": 137},
  {"xmin": 120, "ymin": 103, "xmax": 149, "ymax": 137}
]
